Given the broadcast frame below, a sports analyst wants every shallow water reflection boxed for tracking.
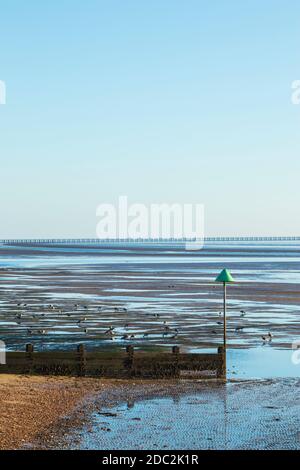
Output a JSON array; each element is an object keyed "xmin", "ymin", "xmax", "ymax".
[{"xmin": 71, "ymin": 377, "xmax": 300, "ymax": 450}]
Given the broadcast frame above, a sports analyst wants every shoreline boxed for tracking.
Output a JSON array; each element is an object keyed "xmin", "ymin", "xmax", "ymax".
[
  {"xmin": 31, "ymin": 378, "xmax": 229, "ymax": 450},
  {"xmin": 1, "ymin": 373, "xmax": 300, "ymax": 450},
  {"xmin": 35, "ymin": 377, "xmax": 300, "ymax": 451},
  {"xmin": 24, "ymin": 376, "xmax": 300, "ymax": 450},
  {"xmin": 0, "ymin": 374, "xmax": 229, "ymax": 450}
]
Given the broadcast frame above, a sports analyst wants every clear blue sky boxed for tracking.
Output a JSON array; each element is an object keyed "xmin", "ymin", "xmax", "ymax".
[{"xmin": 0, "ymin": 0, "xmax": 299, "ymax": 238}]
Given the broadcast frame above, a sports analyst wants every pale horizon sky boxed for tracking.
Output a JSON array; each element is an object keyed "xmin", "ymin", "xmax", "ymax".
[{"xmin": 0, "ymin": 1, "xmax": 300, "ymax": 238}]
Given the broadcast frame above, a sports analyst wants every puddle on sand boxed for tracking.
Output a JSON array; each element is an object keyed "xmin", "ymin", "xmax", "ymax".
[{"xmin": 69, "ymin": 377, "xmax": 300, "ymax": 450}]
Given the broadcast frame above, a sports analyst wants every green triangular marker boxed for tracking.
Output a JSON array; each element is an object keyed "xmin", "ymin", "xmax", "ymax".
[{"xmin": 215, "ymin": 268, "xmax": 234, "ymax": 283}]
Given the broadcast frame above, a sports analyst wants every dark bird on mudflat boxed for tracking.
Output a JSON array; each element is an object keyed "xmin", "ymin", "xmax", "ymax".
[
  {"xmin": 105, "ymin": 326, "xmax": 115, "ymax": 335},
  {"xmin": 262, "ymin": 332, "xmax": 273, "ymax": 342},
  {"xmin": 235, "ymin": 326, "xmax": 244, "ymax": 332}
]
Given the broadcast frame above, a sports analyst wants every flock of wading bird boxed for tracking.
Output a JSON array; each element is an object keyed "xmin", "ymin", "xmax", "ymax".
[
  {"xmin": 11, "ymin": 302, "xmax": 274, "ymax": 344},
  {"xmin": 13, "ymin": 302, "xmax": 179, "ymax": 341}
]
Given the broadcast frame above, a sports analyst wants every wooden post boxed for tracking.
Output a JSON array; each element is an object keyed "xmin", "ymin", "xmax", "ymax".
[
  {"xmin": 25, "ymin": 343, "xmax": 34, "ymax": 374},
  {"xmin": 77, "ymin": 344, "xmax": 86, "ymax": 377},
  {"xmin": 26, "ymin": 343, "xmax": 34, "ymax": 355},
  {"xmin": 217, "ymin": 346, "xmax": 226, "ymax": 378},
  {"xmin": 125, "ymin": 345, "xmax": 134, "ymax": 375},
  {"xmin": 126, "ymin": 345, "xmax": 134, "ymax": 358},
  {"xmin": 172, "ymin": 346, "xmax": 180, "ymax": 377}
]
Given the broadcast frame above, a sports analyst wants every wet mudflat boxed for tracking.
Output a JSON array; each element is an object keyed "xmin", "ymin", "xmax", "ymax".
[{"xmin": 1, "ymin": 241, "xmax": 300, "ymax": 352}]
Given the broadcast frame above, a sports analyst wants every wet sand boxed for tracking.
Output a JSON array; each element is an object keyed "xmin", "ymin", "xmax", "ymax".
[
  {"xmin": 15, "ymin": 376, "xmax": 300, "ymax": 451},
  {"xmin": 72, "ymin": 378, "xmax": 300, "ymax": 450},
  {"xmin": 0, "ymin": 374, "xmax": 225, "ymax": 450}
]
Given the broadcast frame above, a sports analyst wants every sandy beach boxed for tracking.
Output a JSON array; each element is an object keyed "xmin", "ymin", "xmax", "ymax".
[
  {"xmin": 0, "ymin": 374, "xmax": 220, "ymax": 450},
  {"xmin": 0, "ymin": 374, "xmax": 102, "ymax": 450}
]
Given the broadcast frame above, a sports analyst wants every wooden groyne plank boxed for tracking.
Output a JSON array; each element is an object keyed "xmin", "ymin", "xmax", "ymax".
[{"xmin": 1, "ymin": 344, "xmax": 225, "ymax": 379}]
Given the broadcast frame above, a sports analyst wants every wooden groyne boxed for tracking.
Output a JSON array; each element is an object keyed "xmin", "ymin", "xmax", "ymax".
[{"xmin": 0, "ymin": 345, "xmax": 225, "ymax": 379}]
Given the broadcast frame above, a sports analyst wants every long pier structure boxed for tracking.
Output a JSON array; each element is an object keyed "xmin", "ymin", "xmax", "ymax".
[{"xmin": 1, "ymin": 236, "xmax": 300, "ymax": 245}]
